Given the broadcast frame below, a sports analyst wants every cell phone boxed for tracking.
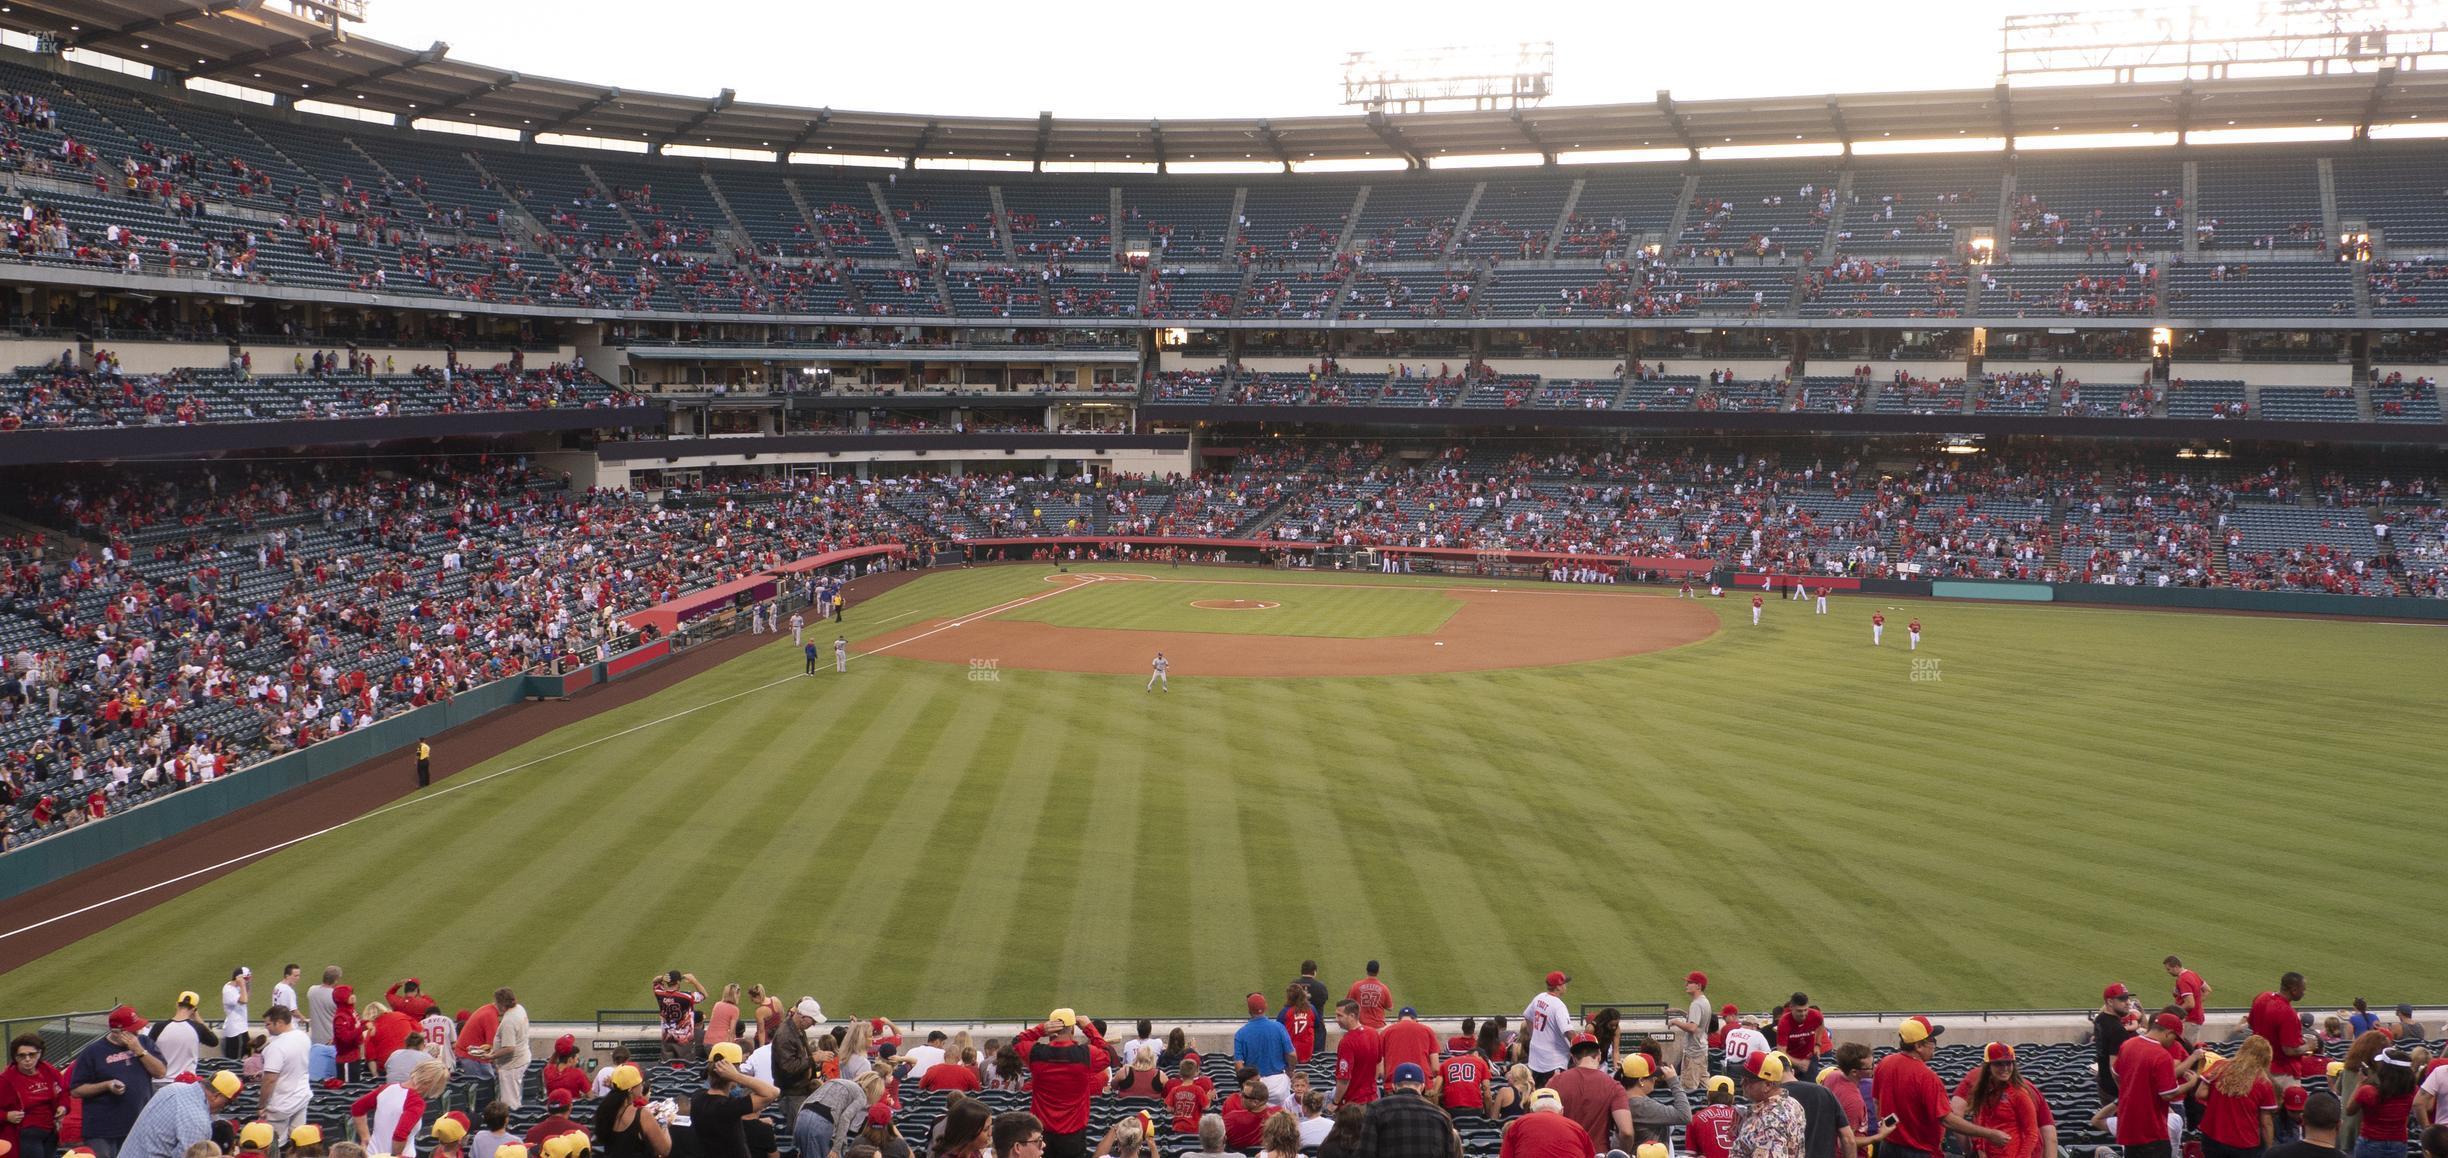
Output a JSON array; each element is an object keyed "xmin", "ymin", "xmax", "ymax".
[{"xmin": 1880, "ymin": 1115, "xmax": 1899, "ymax": 1130}]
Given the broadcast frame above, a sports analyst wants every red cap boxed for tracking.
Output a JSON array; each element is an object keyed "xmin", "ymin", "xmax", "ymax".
[
  {"xmin": 554, "ymin": 1034, "xmax": 577, "ymax": 1057},
  {"xmin": 546, "ymin": 1089, "xmax": 574, "ymax": 1109},
  {"xmin": 2103, "ymin": 983, "xmax": 2132, "ymax": 1000},
  {"xmin": 1984, "ymin": 1042, "xmax": 2016, "ymax": 1064},
  {"xmin": 1246, "ymin": 993, "xmax": 1268, "ymax": 1016},
  {"xmin": 107, "ymin": 1004, "xmax": 147, "ymax": 1032},
  {"xmin": 2153, "ymin": 1012, "xmax": 2186, "ymax": 1035},
  {"xmin": 2281, "ymin": 1086, "xmax": 2309, "ymax": 1112},
  {"xmin": 173, "ymin": 1072, "xmax": 200, "ymax": 1084},
  {"xmin": 1721, "ymin": 1004, "xmax": 1738, "ymax": 1016},
  {"xmin": 1685, "ymin": 971, "xmax": 1708, "ymax": 987},
  {"xmin": 865, "ymin": 1101, "xmax": 894, "ymax": 1128},
  {"xmin": 1546, "ymin": 971, "xmax": 1570, "ymax": 989},
  {"xmin": 1567, "ymin": 1032, "xmax": 1600, "ymax": 1050},
  {"xmin": 442, "ymin": 1112, "xmax": 472, "ymax": 1133}
]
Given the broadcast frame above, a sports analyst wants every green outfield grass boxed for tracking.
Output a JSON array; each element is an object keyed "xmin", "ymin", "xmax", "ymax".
[
  {"xmin": 1001, "ymin": 576, "xmax": 1460, "ymax": 637},
  {"xmin": 4, "ymin": 562, "xmax": 2442, "ymax": 1021}
]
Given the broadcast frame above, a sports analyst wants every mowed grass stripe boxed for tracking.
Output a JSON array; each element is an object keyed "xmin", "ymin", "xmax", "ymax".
[{"xmin": 2, "ymin": 565, "xmax": 2442, "ymax": 1016}]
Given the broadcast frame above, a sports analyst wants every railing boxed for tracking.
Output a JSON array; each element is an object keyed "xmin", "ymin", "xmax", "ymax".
[{"xmin": 0, "ymin": 1008, "xmax": 113, "ymax": 1064}]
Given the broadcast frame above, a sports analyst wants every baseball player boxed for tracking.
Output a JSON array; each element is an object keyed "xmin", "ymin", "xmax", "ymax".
[
  {"xmin": 1814, "ymin": 586, "xmax": 1829, "ymax": 615},
  {"xmin": 791, "ymin": 611, "xmax": 805, "ymax": 646},
  {"xmin": 1872, "ymin": 612, "xmax": 1885, "ymax": 646},
  {"xmin": 803, "ymin": 640, "xmax": 819, "ymax": 675},
  {"xmin": 1677, "ymin": 579, "xmax": 1693, "ymax": 599},
  {"xmin": 1908, "ymin": 618, "xmax": 1923, "ymax": 651},
  {"xmin": 834, "ymin": 635, "xmax": 849, "ymax": 673},
  {"xmin": 1750, "ymin": 595, "xmax": 1763, "ymax": 626},
  {"xmin": 1147, "ymin": 652, "xmax": 1169, "ymax": 692}
]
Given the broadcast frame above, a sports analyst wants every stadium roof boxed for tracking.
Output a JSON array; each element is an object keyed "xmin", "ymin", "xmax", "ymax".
[{"xmin": 11, "ymin": 0, "xmax": 2448, "ymax": 163}]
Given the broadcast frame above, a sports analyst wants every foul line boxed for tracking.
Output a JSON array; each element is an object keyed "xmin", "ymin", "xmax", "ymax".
[{"xmin": 0, "ymin": 577, "xmax": 1108, "ymax": 946}]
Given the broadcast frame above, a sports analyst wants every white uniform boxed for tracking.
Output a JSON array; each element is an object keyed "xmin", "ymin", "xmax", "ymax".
[
  {"xmin": 835, "ymin": 638, "xmax": 848, "ymax": 673},
  {"xmin": 791, "ymin": 613, "xmax": 805, "ymax": 645},
  {"xmin": 1814, "ymin": 591, "xmax": 1828, "ymax": 615},
  {"xmin": 1750, "ymin": 600, "xmax": 1762, "ymax": 626},
  {"xmin": 1147, "ymin": 654, "xmax": 1169, "ymax": 691},
  {"xmin": 1909, "ymin": 625, "xmax": 1921, "ymax": 650}
]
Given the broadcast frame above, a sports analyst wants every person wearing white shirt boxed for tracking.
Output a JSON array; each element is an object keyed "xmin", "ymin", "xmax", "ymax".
[
  {"xmin": 489, "ymin": 990, "xmax": 532, "ymax": 1112},
  {"xmin": 901, "ymin": 1033, "xmax": 948, "ymax": 1080},
  {"xmin": 147, "ymin": 993, "xmax": 220, "ymax": 1086},
  {"xmin": 270, "ymin": 965, "xmax": 301, "ymax": 1025},
  {"xmin": 1118, "ymin": 1022, "xmax": 1164, "ymax": 1070},
  {"xmin": 1522, "ymin": 971, "xmax": 1574, "ymax": 1083},
  {"xmin": 1719, "ymin": 1017, "xmax": 1771, "ymax": 1077},
  {"xmin": 219, "ymin": 967, "xmax": 252, "ymax": 1059},
  {"xmin": 257, "ymin": 1007, "xmax": 314, "ymax": 1139}
]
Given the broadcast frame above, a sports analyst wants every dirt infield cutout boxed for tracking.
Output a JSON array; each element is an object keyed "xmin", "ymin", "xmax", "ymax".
[
  {"xmin": 871, "ymin": 574, "xmax": 1719, "ymax": 677},
  {"xmin": 1191, "ymin": 598, "xmax": 1280, "ymax": 610}
]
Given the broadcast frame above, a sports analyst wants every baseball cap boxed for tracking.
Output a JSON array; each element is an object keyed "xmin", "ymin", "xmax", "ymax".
[
  {"xmin": 606, "ymin": 1063, "xmax": 645, "ymax": 1091},
  {"xmin": 1984, "ymin": 1042, "xmax": 2016, "ymax": 1064},
  {"xmin": 2196, "ymin": 1053, "xmax": 2225, "ymax": 1072},
  {"xmin": 1721, "ymin": 1003, "xmax": 1739, "ymax": 1017},
  {"xmin": 2153, "ymin": 1012, "xmax": 2186, "ymax": 1036},
  {"xmin": 546, "ymin": 1089, "xmax": 575, "ymax": 1109},
  {"xmin": 1246, "ymin": 993, "xmax": 1268, "ymax": 1016},
  {"xmin": 707, "ymin": 1041, "xmax": 744, "ymax": 1066},
  {"xmin": 1742, "ymin": 1052, "xmax": 1789, "ymax": 1083},
  {"xmin": 238, "ymin": 1123, "xmax": 277, "ymax": 1151},
  {"xmin": 1048, "ymin": 1008, "xmax": 1077, "ymax": 1028},
  {"xmin": 1816, "ymin": 1068, "xmax": 1844, "ymax": 1086},
  {"xmin": 1568, "ymin": 1032, "xmax": 1602, "ymax": 1054},
  {"xmin": 1635, "ymin": 1145, "xmax": 1671, "ymax": 1158},
  {"xmin": 1706, "ymin": 1075, "xmax": 1735, "ymax": 1095},
  {"xmin": 1897, "ymin": 1016, "xmax": 1944, "ymax": 1044},
  {"xmin": 107, "ymin": 1004, "xmax": 147, "ymax": 1032},
  {"xmin": 1685, "ymin": 971, "xmax": 1708, "ymax": 987},
  {"xmin": 237, "ymin": 966, "xmax": 252, "ymax": 978},
  {"xmin": 866, "ymin": 1101, "xmax": 894, "ymax": 1128},
  {"xmin": 2325, "ymin": 1060, "xmax": 2346, "ymax": 1078},
  {"xmin": 1391, "ymin": 1063, "xmax": 1426, "ymax": 1085},
  {"xmin": 289, "ymin": 1126, "xmax": 324, "ymax": 1149},
  {"xmin": 554, "ymin": 1033, "xmax": 578, "ymax": 1056},
  {"xmin": 2396, "ymin": 1003, "xmax": 2415, "ymax": 1017},
  {"xmin": 427, "ymin": 1112, "xmax": 473, "ymax": 1144},
  {"xmin": 542, "ymin": 1134, "xmax": 588, "ymax": 1158},
  {"xmin": 2103, "ymin": 983, "xmax": 2132, "ymax": 1000},
  {"xmin": 795, "ymin": 997, "xmax": 825, "ymax": 1025},
  {"xmin": 1399, "ymin": 1006, "xmax": 1417, "ymax": 1019},
  {"xmin": 493, "ymin": 1145, "xmax": 527, "ymax": 1158},
  {"xmin": 1619, "ymin": 1054, "xmax": 1656, "ymax": 1080},
  {"xmin": 176, "ymin": 991, "xmax": 200, "ymax": 1009},
  {"xmin": 1530, "ymin": 1088, "xmax": 1564, "ymax": 1111},
  {"xmin": 1546, "ymin": 971, "xmax": 1570, "ymax": 989},
  {"xmin": 208, "ymin": 1071, "xmax": 244, "ymax": 1098},
  {"xmin": 2281, "ymin": 1086, "xmax": 2310, "ymax": 1113}
]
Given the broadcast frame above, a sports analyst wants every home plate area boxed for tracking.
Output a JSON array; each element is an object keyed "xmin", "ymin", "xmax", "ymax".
[{"xmin": 867, "ymin": 574, "xmax": 1717, "ymax": 677}]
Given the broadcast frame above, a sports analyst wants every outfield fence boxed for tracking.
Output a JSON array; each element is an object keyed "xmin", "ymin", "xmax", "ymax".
[{"xmin": 0, "ymin": 1008, "xmax": 112, "ymax": 1064}]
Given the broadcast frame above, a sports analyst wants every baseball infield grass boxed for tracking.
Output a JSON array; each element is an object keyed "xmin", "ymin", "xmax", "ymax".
[{"xmin": 3, "ymin": 562, "xmax": 2442, "ymax": 1023}]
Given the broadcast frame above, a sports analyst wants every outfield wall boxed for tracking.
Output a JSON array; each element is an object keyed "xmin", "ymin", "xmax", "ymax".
[{"xmin": 1755, "ymin": 572, "xmax": 2448, "ymax": 620}]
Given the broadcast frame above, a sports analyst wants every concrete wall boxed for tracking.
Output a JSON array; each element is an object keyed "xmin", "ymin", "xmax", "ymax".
[
  {"xmin": 531, "ymin": 450, "xmax": 602, "ymax": 490},
  {"xmin": 90, "ymin": 342, "xmax": 232, "ymax": 374},
  {"xmin": 1643, "ymin": 357, "xmax": 1793, "ymax": 380},
  {"xmin": 1807, "ymin": 359, "xmax": 1969, "ymax": 381},
  {"xmin": 2372, "ymin": 363, "xmax": 2442, "ymax": 381},
  {"xmin": 2171, "ymin": 361, "xmax": 2351, "ymax": 387},
  {"xmin": 592, "ymin": 445, "xmax": 1194, "ymax": 484},
  {"xmin": 1483, "ymin": 357, "xmax": 1623, "ymax": 379},
  {"xmin": 1982, "ymin": 360, "xmax": 2150, "ymax": 383},
  {"xmin": 1156, "ymin": 352, "xmax": 1227, "ymax": 374}
]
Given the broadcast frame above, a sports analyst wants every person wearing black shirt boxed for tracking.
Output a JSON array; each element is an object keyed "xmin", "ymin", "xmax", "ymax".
[
  {"xmin": 1292, "ymin": 962, "xmax": 1332, "ymax": 1057},
  {"xmin": 2095, "ymin": 984, "xmax": 2139, "ymax": 1101},
  {"xmin": 1785, "ymin": 1075, "xmax": 1848, "ymax": 1158},
  {"xmin": 2265, "ymin": 1092, "xmax": 2350, "ymax": 1158},
  {"xmin": 694, "ymin": 1043, "xmax": 780, "ymax": 1158}
]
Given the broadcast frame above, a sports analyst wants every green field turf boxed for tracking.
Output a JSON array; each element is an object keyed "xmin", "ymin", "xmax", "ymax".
[
  {"xmin": 1000, "ymin": 576, "xmax": 1460, "ymax": 637},
  {"xmin": 4, "ymin": 562, "xmax": 2442, "ymax": 1022}
]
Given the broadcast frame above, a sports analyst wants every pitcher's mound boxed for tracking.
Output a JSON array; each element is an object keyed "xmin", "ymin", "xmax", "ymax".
[{"xmin": 1191, "ymin": 599, "xmax": 1279, "ymax": 610}]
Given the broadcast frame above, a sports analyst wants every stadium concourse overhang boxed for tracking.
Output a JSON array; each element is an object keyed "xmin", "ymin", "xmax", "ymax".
[{"xmin": 13, "ymin": 0, "xmax": 2448, "ymax": 164}]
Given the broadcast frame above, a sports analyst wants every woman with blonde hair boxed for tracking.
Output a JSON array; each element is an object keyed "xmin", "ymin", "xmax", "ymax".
[
  {"xmin": 837, "ymin": 1020, "xmax": 874, "ymax": 1081},
  {"xmin": 747, "ymin": 986, "xmax": 784, "ymax": 1044},
  {"xmin": 1490, "ymin": 1063, "xmax": 1534, "ymax": 1119},
  {"xmin": 2197, "ymin": 1037, "xmax": 2278, "ymax": 1158},
  {"xmin": 1257, "ymin": 1110, "xmax": 1301, "ymax": 1158}
]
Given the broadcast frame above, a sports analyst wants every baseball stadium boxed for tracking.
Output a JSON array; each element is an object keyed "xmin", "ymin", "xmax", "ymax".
[{"xmin": 0, "ymin": 4, "xmax": 2440, "ymax": 1158}]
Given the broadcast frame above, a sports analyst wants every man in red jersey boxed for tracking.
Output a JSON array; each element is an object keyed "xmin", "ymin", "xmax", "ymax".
[
  {"xmin": 1776, "ymin": 996, "xmax": 1826, "ymax": 1076},
  {"xmin": 2249, "ymin": 973, "xmax": 2321, "ymax": 1080},
  {"xmin": 2114, "ymin": 1013, "xmax": 2205, "ymax": 1158},
  {"xmin": 1012, "ymin": 1009, "xmax": 1110, "ymax": 1158},
  {"xmin": 1872, "ymin": 613, "xmax": 1886, "ymax": 646},
  {"xmin": 1347, "ymin": 962, "xmax": 1391, "ymax": 1030},
  {"xmin": 1164, "ymin": 1060, "xmax": 1210, "ymax": 1134},
  {"xmin": 1334, "ymin": 1000, "xmax": 1386, "ymax": 1107},
  {"xmin": 1751, "ymin": 595, "xmax": 1764, "ymax": 626},
  {"xmin": 1381, "ymin": 1008, "xmax": 1438, "ymax": 1087},
  {"xmin": 2165, "ymin": 957, "xmax": 2211, "ymax": 1029},
  {"xmin": 1502, "ymin": 1089, "xmax": 1592, "ymax": 1158},
  {"xmin": 1908, "ymin": 619, "xmax": 1923, "ymax": 650},
  {"xmin": 1872, "ymin": 1017, "xmax": 2007, "ymax": 1158},
  {"xmin": 1439, "ymin": 1039, "xmax": 1493, "ymax": 1117}
]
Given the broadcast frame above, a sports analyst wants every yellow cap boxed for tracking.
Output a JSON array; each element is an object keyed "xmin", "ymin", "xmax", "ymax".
[
  {"xmin": 238, "ymin": 1123, "xmax": 277, "ymax": 1151},
  {"xmin": 1618, "ymin": 1054, "xmax": 1656, "ymax": 1080},
  {"xmin": 176, "ymin": 991, "xmax": 200, "ymax": 1009},
  {"xmin": 607, "ymin": 1064, "xmax": 644, "ymax": 1091},
  {"xmin": 1897, "ymin": 1016, "xmax": 1942, "ymax": 1045},
  {"xmin": 2197, "ymin": 1054, "xmax": 2225, "ymax": 1072},
  {"xmin": 1530, "ymin": 1088, "xmax": 1563, "ymax": 1109},
  {"xmin": 1048, "ymin": 1008, "xmax": 1077, "ymax": 1028},
  {"xmin": 1743, "ymin": 1053, "xmax": 1790, "ymax": 1084},
  {"xmin": 1817, "ymin": 1068, "xmax": 1844, "ymax": 1086},
  {"xmin": 208, "ymin": 1071, "xmax": 244, "ymax": 1098},
  {"xmin": 428, "ymin": 1117, "xmax": 470, "ymax": 1145},
  {"xmin": 2326, "ymin": 1061, "xmax": 2345, "ymax": 1078},
  {"xmin": 1637, "ymin": 1145, "xmax": 1672, "ymax": 1158},
  {"xmin": 495, "ymin": 1146, "xmax": 528, "ymax": 1158},
  {"xmin": 707, "ymin": 1041, "xmax": 743, "ymax": 1066},
  {"xmin": 1707, "ymin": 1075, "xmax": 1735, "ymax": 1095},
  {"xmin": 541, "ymin": 1134, "xmax": 587, "ymax": 1158},
  {"xmin": 290, "ymin": 1126, "xmax": 325, "ymax": 1149}
]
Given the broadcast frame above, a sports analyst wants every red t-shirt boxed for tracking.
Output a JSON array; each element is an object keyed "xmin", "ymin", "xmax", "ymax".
[
  {"xmin": 2198, "ymin": 1078, "xmax": 2277, "ymax": 1149},
  {"xmin": 1500, "ymin": 1112, "xmax": 1593, "ymax": 1158},
  {"xmin": 1218, "ymin": 1095, "xmax": 1280, "ymax": 1149},
  {"xmin": 2113, "ymin": 1036, "xmax": 2180, "ymax": 1144},
  {"xmin": 1871, "ymin": 1051, "xmax": 1951, "ymax": 1153},
  {"xmin": 2350, "ymin": 1084, "xmax": 2413, "ymax": 1143},
  {"xmin": 1348, "ymin": 980, "xmax": 1392, "ymax": 1029},
  {"xmin": 1164, "ymin": 1081, "xmax": 1210, "ymax": 1134},
  {"xmin": 1828, "ymin": 1076, "xmax": 1867, "ymax": 1132},
  {"xmin": 1439, "ymin": 1054, "xmax": 1490, "ymax": 1112},
  {"xmin": 2247, "ymin": 992, "xmax": 2313, "ymax": 1075},
  {"xmin": 1548, "ymin": 1066, "xmax": 1629, "ymax": 1156},
  {"xmin": 921, "ymin": 1063, "xmax": 982, "ymax": 1093},
  {"xmin": 541, "ymin": 1064, "xmax": 592, "ymax": 1103},
  {"xmin": 0, "ymin": 1063, "xmax": 66, "ymax": 1132},
  {"xmin": 1383, "ymin": 1020, "xmax": 1439, "ymax": 1081},
  {"xmin": 1282, "ymin": 1010, "xmax": 1317, "ymax": 1063},
  {"xmin": 1874, "ymin": 614, "xmax": 1886, "ymax": 626},
  {"xmin": 1337, "ymin": 1026, "xmax": 1386, "ymax": 1104},
  {"xmin": 1776, "ymin": 1008, "xmax": 1825, "ymax": 1061},
  {"xmin": 1909, "ymin": 620, "xmax": 1921, "ymax": 633},
  {"xmin": 1689, "ymin": 1104, "xmax": 1737, "ymax": 1158},
  {"xmin": 2173, "ymin": 971, "xmax": 2208, "ymax": 1025}
]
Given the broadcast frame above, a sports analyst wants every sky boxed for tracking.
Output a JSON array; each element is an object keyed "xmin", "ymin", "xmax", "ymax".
[{"xmin": 345, "ymin": 0, "xmax": 2081, "ymax": 121}]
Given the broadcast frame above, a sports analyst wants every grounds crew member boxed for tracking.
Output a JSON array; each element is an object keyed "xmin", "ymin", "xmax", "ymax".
[{"xmin": 416, "ymin": 739, "xmax": 431, "ymax": 788}]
